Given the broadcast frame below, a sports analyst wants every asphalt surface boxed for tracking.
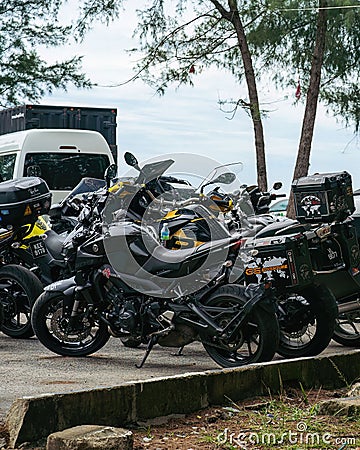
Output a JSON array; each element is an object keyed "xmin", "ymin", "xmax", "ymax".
[{"xmin": 0, "ymin": 331, "xmax": 354, "ymax": 420}]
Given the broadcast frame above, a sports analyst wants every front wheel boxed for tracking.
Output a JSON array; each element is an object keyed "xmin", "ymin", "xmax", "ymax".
[
  {"xmin": 201, "ymin": 285, "xmax": 279, "ymax": 367},
  {"xmin": 333, "ymin": 309, "xmax": 360, "ymax": 347},
  {"xmin": 31, "ymin": 291, "xmax": 110, "ymax": 356},
  {"xmin": 0, "ymin": 264, "xmax": 43, "ymax": 339},
  {"xmin": 277, "ymin": 285, "xmax": 338, "ymax": 358}
]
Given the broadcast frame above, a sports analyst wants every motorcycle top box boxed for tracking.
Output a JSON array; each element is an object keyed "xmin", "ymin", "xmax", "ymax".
[
  {"xmin": 292, "ymin": 171, "xmax": 354, "ymax": 224},
  {"xmin": 0, "ymin": 177, "xmax": 51, "ymax": 227}
]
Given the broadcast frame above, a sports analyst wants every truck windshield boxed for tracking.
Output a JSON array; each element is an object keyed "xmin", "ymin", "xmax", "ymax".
[{"xmin": 23, "ymin": 153, "xmax": 110, "ymax": 190}]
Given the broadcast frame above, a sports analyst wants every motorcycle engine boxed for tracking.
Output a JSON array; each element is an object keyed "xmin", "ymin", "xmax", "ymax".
[
  {"xmin": 105, "ymin": 286, "xmax": 140, "ymax": 335},
  {"xmin": 158, "ymin": 324, "xmax": 198, "ymax": 347},
  {"xmin": 104, "ymin": 286, "xmax": 198, "ymax": 346}
]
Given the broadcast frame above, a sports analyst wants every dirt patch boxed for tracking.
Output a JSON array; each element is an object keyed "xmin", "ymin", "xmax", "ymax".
[{"xmin": 131, "ymin": 387, "xmax": 360, "ymax": 449}]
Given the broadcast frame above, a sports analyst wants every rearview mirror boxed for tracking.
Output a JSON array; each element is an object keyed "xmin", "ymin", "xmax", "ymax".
[
  {"xmin": 124, "ymin": 152, "xmax": 140, "ymax": 171},
  {"xmin": 27, "ymin": 165, "xmax": 42, "ymax": 177},
  {"xmin": 104, "ymin": 164, "xmax": 118, "ymax": 187},
  {"xmin": 212, "ymin": 172, "xmax": 236, "ymax": 185},
  {"xmin": 273, "ymin": 182, "xmax": 282, "ymax": 191},
  {"xmin": 200, "ymin": 172, "xmax": 236, "ymax": 194}
]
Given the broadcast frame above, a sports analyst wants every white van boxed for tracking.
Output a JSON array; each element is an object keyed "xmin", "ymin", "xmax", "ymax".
[{"xmin": 0, "ymin": 129, "xmax": 115, "ymax": 203}]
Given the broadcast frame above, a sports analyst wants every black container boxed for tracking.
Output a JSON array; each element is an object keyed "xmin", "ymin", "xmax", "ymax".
[
  {"xmin": 0, "ymin": 177, "xmax": 51, "ymax": 227},
  {"xmin": 0, "ymin": 104, "xmax": 118, "ymax": 162},
  {"xmin": 306, "ymin": 222, "xmax": 360, "ymax": 273},
  {"xmin": 292, "ymin": 171, "xmax": 355, "ymax": 224},
  {"xmin": 242, "ymin": 233, "xmax": 313, "ymax": 291}
]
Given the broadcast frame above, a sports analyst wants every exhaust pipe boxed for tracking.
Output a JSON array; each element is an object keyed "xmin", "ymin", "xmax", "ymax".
[{"xmin": 338, "ymin": 300, "xmax": 360, "ymax": 314}]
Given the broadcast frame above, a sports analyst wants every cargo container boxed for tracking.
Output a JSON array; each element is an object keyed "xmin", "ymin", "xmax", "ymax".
[{"xmin": 0, "ymin": 104, "xmax": 117, "ymax": 162}]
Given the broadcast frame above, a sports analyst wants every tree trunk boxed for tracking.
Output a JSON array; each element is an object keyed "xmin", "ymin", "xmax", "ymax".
[
  {"xmin": 226, "ymin": 0, "xmax": 268, "ymax": 191},
  {"xmin": 287, "ymin": 0, "xmax": 328, "ymax": 218}
]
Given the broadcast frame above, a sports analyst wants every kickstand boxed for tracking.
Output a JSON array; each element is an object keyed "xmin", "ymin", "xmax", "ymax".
[
  {"xmin": 174, "ymin": 346, "xmax": 184, "ymax": 356},
  {"xmin": 136, "ymin": 336, "xmax": 157, "ymax": 368}
]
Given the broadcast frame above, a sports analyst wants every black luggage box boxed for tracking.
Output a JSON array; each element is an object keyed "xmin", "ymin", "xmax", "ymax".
[
  {"xmin": 242, "ymin": 233, "xmax": 313, "ymax": 291},
  {"xmin": 306, "ymin": 222, "xmax": 360, "ymax": 272},
  {"xmin": 0, "ymin": 177, "xmax": 51, "ymax": 227},
  {"xmin": 292, "ymin": 171, "xmax": 354, "ymax": 224}
]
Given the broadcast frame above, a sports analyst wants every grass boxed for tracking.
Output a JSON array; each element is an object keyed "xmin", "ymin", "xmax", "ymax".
[{"xmin": 132, "ymin": 386, "xmax": 360, "ymax": 449}]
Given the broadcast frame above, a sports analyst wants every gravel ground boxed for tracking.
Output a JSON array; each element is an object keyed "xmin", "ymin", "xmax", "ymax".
[{"xmin": 0, "ymin": 331, "xmax": 354, "ymax": 419}]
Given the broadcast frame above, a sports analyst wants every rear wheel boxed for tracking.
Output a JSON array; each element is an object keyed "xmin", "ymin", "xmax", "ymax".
[
  {"xmin": 277, "ymin": 285, "xmax": 338, "ymax": 358},
  {"xmin": 31, "ymin": 291, "xmax": 110, "ymax": 356},
  {"xmin": 201, "ymin": 285, "xmax": 279, "ymax": 367},
  {"xmin": 0, "ymin": 264, "xmax": 43, "ymax": 339},
  {"xmin": 333, "ymin": 309, "xmax": 360, "ymax": 347}
]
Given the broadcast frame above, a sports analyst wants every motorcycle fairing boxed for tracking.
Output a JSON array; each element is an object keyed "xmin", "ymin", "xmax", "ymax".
[{"xmin": 44, "ymin": 276, "xmax": 76, "ymax": 293}]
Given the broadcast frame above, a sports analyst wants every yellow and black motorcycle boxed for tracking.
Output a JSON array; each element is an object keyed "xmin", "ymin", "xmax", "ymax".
[{"xmin": 0, "ymin": 177, "xmax": 51, "ymax": 338}]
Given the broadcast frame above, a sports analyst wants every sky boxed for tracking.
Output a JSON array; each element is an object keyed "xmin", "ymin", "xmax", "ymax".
[{"xmin": 40, "ymin": 3, "xmax": 359, "ymax": 194}]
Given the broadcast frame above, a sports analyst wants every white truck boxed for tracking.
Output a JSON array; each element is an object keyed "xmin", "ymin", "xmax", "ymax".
[{"xmin": 0, "ymin": 129, "xmax": 114, "ymax": 203}]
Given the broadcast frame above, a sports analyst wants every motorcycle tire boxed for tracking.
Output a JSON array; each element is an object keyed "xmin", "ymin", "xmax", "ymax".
[
  {"xmin": 277, "ymin": 284, "xmax": 338, "ymax": 358},
  {"xmin": 201, "ymin": 285, "xmax": 279, "ymax": 367},
  {"xmin": 31, "ymin": 291, "xmax": 110, "ymax": 356},
  {"xmin": 0, "ymin": 264, "xmax": 43, "ymax": 339},
  {"xmin": 333, "ymin": 312, "xmax": 360, "ymax": 347}
]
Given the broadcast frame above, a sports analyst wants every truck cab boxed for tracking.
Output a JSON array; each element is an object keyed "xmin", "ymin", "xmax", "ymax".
[{"xmin": 0, "ymin": 129, "xmax": 115, "ymax": 203}]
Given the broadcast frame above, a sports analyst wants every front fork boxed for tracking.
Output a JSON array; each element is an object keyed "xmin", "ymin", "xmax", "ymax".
[{"xmin": 61, "ymin": 283, "xmax": 95, "ymax": 325}]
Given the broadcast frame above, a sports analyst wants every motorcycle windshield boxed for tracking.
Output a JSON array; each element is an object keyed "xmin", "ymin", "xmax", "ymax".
[
  {"xmin": 159, "ymin": 160, "xmax": 243, "ymax": 194},
  {"xmin": 136, "ymin": 159, "xmax": 175, "ymax": 184},
  {"xmin": 60, "ymin": 178, "xmax": 106, "ymax": 205},
  {"xmin": 196, "ymin": 162, "xmax": 243, "ymax": 193},
  {"xmin": 117, "ymin": 154, "xmax": 244, "ymax": 207}
]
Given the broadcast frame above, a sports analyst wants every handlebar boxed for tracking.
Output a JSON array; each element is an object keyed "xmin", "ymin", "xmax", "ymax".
[{"xmin": 145, "ymin": 190, "xmax": 202, "ymax": 208}]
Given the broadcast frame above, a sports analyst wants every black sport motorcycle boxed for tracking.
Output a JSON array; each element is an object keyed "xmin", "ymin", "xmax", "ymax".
[
  {"xmin": 149, "ymin": 167, "xmax": 337, "ymax": 359},
  {"xmin": 31, "ymin": 211, "xmax": 280, "ymax": 368},
  {"xmin": 108, "ymin": 154, "xmax": 342, "ymax": 359}
]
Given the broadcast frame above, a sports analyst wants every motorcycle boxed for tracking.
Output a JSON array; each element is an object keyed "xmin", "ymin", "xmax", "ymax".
[
  {"xmin": 120, "ymin": 156, "xmax": 337, "ymax": 357},
  {"xmin": 31, "ymin": 200, "xmax": 280, "ymax": 368},
  {"xmin": 231, "ymin": 177, "xmax": 360, "ymax": 349},
  {"xmin": 0, "ymin": 177, "xmax": 50, "ymax": 338},
  {"xmin": 0, "ymin": 176, "xmax": 108, "ymax": 285}
]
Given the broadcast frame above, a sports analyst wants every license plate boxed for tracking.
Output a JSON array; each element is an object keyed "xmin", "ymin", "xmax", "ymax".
[{"xmin": 30, "ymin": 239, "xmax": 47, "ymax": 258}]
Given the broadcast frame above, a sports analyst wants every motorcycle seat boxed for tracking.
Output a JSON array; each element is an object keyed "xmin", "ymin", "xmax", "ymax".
[
  {"xmin": 44, "ymin": 229, "xmax": 67, "ymax": 259},
  {"xmin": 142, "ymin": 234, "xmax": 239, "ymax": 274}
]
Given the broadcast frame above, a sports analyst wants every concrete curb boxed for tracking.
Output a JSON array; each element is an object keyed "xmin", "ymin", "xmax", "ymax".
[{"xmin": 6, "ymin": 350, "xmax": 360, "ymax": 447}]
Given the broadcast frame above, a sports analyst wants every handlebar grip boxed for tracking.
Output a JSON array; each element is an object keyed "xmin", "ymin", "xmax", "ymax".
[{"xmin": 275, "ymin": 194, "xmax": 287, "ymax": 198}]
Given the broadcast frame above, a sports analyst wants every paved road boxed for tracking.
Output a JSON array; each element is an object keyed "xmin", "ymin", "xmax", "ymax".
[{"xmin": 0, "ymin": 332, "xmax": 355, "ymax": 419}]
